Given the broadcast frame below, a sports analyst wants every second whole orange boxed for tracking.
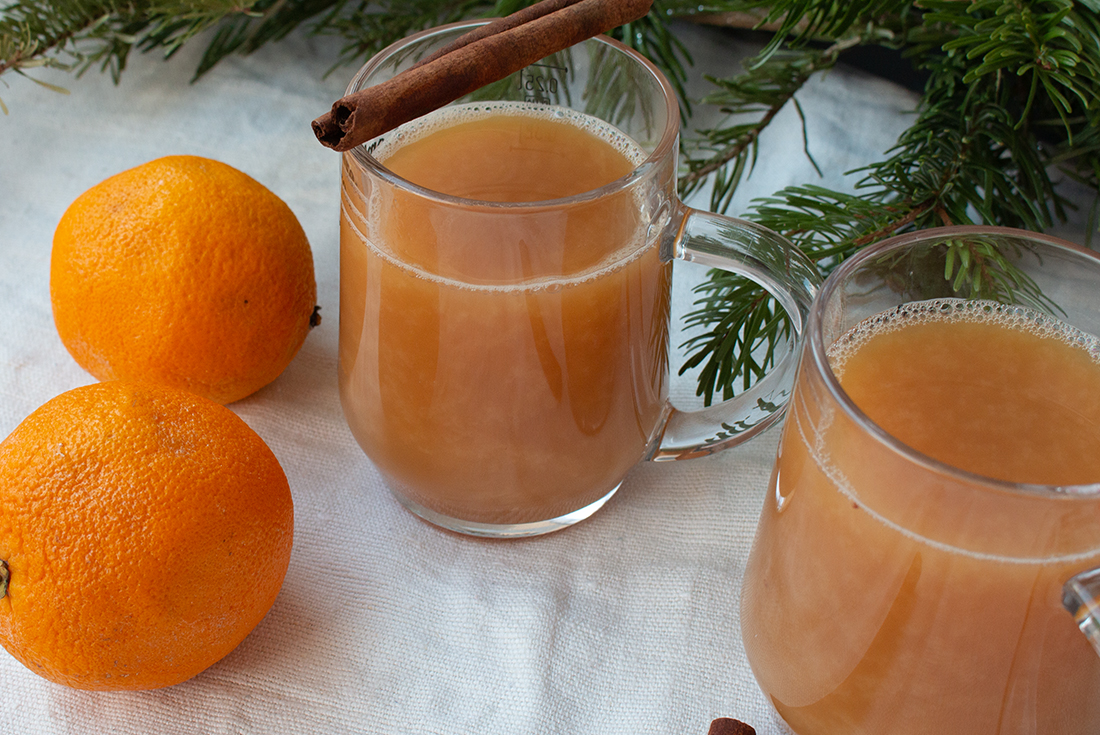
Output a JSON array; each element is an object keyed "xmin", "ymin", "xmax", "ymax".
[
  {"xmin": 0, "ymin": 380, "xmax": 294, "ymax": 690},
  {"xmin": 50, "ymin": 155, "xmax": 319, "ymax": 404}
]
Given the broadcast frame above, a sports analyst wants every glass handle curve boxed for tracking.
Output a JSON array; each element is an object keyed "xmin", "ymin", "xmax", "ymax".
[
  {"xmin": 650, "ymin": 207, "xmax": 821, "ymax": 461},
  {"xmin": 1064, "ymin": 568, "xmax": 1100, "ymax": 658}
]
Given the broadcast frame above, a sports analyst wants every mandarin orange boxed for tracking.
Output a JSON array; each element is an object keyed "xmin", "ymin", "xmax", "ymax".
[
  {"xmin": 0, "ymin": 381, "xmax": 294, "ymax": 690},
  {"xmin": 51, "ymin": 155, "xmax": 318, "ymax": 404}
]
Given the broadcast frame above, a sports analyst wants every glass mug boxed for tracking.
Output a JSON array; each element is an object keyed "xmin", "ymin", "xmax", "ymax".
[
  {"xmin": 337, "ymin": 21, "xmax": 819, "ymax": 537},
  {"xmin": 741, "ymin": 226, "xmax": 1100, "ymax": 735}
]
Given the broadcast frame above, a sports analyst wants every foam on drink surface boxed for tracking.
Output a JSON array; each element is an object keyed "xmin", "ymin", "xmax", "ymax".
[
  {"xmin": 828, "ymin": 298, "xmax": 1100, "ymax": 376},
  {"xmin": 368, "ymin": 100, "xmax": 648, "ymax": 169}
]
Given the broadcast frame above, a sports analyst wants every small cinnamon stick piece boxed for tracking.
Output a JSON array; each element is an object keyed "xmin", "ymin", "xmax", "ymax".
[
  {"xmin": 708, "ymin": 718, "xmax": 756, "ymax": 735},
  {"xmin": 311, "ymin": 0, "xmax": 653, "ymax": 152}
]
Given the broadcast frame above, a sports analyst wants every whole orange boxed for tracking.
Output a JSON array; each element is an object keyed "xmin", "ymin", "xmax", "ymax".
[
  {"xmin": 0, "ymin": 381, "xmax": 294, "ymax": 690},
  {"xmin": 51, "ymin": 155, "xmax": 318, "ymax": 404}
]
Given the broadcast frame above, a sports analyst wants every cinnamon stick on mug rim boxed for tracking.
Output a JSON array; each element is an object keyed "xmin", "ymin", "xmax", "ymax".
[{"xmin": 311, "ymin": 0, "xmax": 653, "ymax": 152}]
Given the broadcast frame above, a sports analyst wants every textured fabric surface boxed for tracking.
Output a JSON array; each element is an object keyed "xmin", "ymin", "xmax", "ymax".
[{"xmin": 0, "ymin": 22, "xmax": 920, "ymax": 735}]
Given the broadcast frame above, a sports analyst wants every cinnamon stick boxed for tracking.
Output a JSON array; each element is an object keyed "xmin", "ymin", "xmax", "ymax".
[{"xmin": 311, "ymin": 0, "xmax": 653, "ymax": 152}]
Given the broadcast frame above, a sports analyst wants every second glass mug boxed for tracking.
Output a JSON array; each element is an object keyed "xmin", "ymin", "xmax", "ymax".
[
  {"xmin": 337, "ymin": 22, "xmax": 819, "ymax": 537},
  {"xmin": 741, "ymin": 226, "xmax": 1100, "ymax": 734}
]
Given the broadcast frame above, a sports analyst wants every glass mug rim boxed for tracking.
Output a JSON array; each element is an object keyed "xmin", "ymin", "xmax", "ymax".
[
  {"xmin": 343, "ymin": 19, "xmax": 681, "ymax": 210},
  {"xmin": 809, "ymin": 224, "xmax": 1100, "ymax": 499}
]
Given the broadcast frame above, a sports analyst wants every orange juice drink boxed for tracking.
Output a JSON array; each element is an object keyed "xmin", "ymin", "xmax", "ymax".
[
  {"xmin": 339, "ymin": 103, "xmax": 670, "ymax": 526},
  {"xmin": 742, "ymin": 298, "xmax": 1100, "ymax": 734}
]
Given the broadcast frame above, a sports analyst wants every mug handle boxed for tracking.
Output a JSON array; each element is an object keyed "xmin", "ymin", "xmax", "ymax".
[
  {"xmin": 1064, "ymin": 568, "xmax": 1100, "ymax": 658},
  {"xmin": 650, "ymin": 206, "xmax": 821, "ymax": 461}
]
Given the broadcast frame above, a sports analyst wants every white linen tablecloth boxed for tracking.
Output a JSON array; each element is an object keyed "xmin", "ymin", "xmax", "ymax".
[{"xmin": 0, "ymin": 21, "xmax": 922, "ymax": 734}]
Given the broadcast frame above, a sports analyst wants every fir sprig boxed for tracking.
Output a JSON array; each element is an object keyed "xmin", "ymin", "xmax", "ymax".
[
  {"xmin": 675, "ymin": 0, "xmax": 1100, "ymax": 404},
  {"xmin": 678, "ymin": 43, "xmax": 844, "ymax": 212},
  {"xmin": 0, "ymin": 0, "xmax": 258, "ymax": 90}
]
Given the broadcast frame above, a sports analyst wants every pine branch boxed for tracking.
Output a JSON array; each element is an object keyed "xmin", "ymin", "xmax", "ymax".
[
  {"xmin": 0, "ymin": 0, "xmax": 260, "ymax": 88},
  {"xmin": 678, "ymin": 38, "xmax": 860, "ymax": 212},
  {"xmin": 192, "ymin": 0, "xmax": 348, "ymax": 80},
  {"xmin": 0, "ymin": 0, "xmax": 692, "ymax": 104},
  {"xmin": 678, "ymin": 0, "xmax": 1100, "ymax": 405},
  {"xmin": 610, "ymin": 0, "xmax": 693, "ymax": 113}
]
